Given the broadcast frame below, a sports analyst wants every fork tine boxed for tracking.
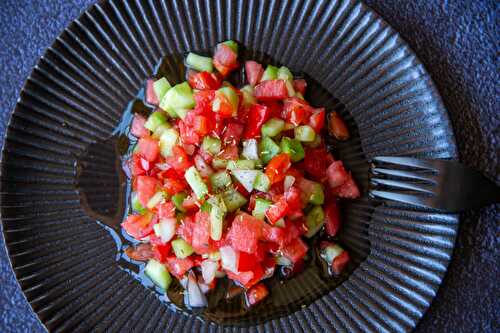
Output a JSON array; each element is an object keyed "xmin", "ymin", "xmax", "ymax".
[
  {"xmin": 373, "ymin": 156, "xmax": 438, "ymax": 171},
  {"xmin": 371, "ymin": 178, "xmax": 435, "ymax": 194},
  {"xmin": 371, "ymin": 167, "xmax": 437, "ymax": 182},
  {"xmin": 370, "ymin": 190, "xmax": 435, "ymax": 209}
]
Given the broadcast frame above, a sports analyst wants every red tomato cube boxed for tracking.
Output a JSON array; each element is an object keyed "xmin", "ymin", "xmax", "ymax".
[
  {"xmin": 254, "ymin": 80, "xmax": 288, "ymax": 101},
  {"xmin": 281, "ymin": 238, "xmax": 308, "ymax": 263},
  {"xmin": 245, "ymin": 61, "xmax": 264, "ymax": 86},
  {"xmin": 227, "ymin": 213, "xmax": 263, "ymax": 253}
]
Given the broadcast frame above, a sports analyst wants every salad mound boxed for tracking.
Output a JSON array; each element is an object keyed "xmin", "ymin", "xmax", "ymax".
[{"xmin": 123, "ymin": 40, "xmax": 359, "ymax": 308}]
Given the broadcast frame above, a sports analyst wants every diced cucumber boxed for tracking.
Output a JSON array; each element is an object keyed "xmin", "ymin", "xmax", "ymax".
[
  {"xmin": 145, "ymin": 259, "xmax": 172, "ymax": 289},
  {"xmin": 222, "ymin": 188, "xmax": 248, "ymax": 212},
  {"xmin": 207, "ymin": 195, "xmax": 227, "ymax": 241},
  {"xmin": 274, "ymin": 218, "xmax": 286, "ymax": 228},
  {"xmin": 160, "ymin": 82, "xmax": 195, "ymax": 115},
  {"xmin": 253, "ymin": 171, "xmax": 270, "ymax": 192},
  {"xmin": 305, "ymin": 205, "xmax": 325, "ymax": 238},
  {"xmin": 227, "ymin": 159, "xmax": 255, "ymax": 170},
  {"xmin": 200, "ymin": 201, "xmax": 212, "ymax": 212},
  {"xmin": 231, "ymin": 169, "xmax": 259, "ymax": 192},
  {"xmin": 295, "ymin": 92, "xmax": 305, "ymax": 100},
  {"xmin": 210, "ymin": 171, "xmax": 232, "ymax": 191},
  {"xmin": 212, "ymin": 158, "xmax": 228, "ymax": 169},
  {"xmin": 321, "ymin": 244, "xmax": 344, "ymax": 264},
  {"xmin": 261, "ymin": 65, "xmax": 279, "ymax": 81},
  {"xmin": 172, "ymin": 238, "xmax": 194, "ymax": 259},
  {"xmin": 285, "ymin": 79, "xmax": 295, "ymax": 97},
  {"xmin": 131, "ymin": 192, "xmax": 147, "ymax": 214},
  {"xmin": 252, "ymin": 198, "xmax": 271, "ymax": 220},
  {"xmin": 295, "ymin": 125, "xmax": 316, "ymax": 142},
  {"xmin": 242, "ymin": 139, "xmax": 259, "ymax": 160},
  {"xmin": 144, "ymin": 111, "xmax": 167, "ymax": 132},
  {"xmin": 152, "ymin": 122, "xmax": 172, "ymax": 139},
  {"xmin": 153, "ymin": 77, "xmax": 171, "ymax": 102},
  {"xmin": 280, "ymin": 137, "xmax": 305, "ymax": 162},
  {"xmin": 277, "ymin": 66, "xmax": 293, "ymax": 81},
  {"xmin": 147, "ymin": 191, "xmax": 165, "ymax": 209},
  {"xmin": 261, "ymin": 118, "xmax": 285, "ymax": 137},
  {"xmin": 309, "ymin": 183, "xmax": 324, "ymax": 205},
  {"xmin": 259, "ymin": 136, "xmax": 281, "ymax": 164},
  {"xmin": 202, "ymin": 136, "xmax": 222, "ymax": 155},
  {"xmin": 159, "ymin": 128, "xmax": 179, "ymax": 157},
  {"xmin": 240, "ymin": 85, "xmax": 256, "ymax": 106},
  {"xmin": 171, "ymin": 192, "xmax": 187, "ymax": 212},
  {"xmin": 208, "ymin": 251, "xmax": 221, "ymax": 261},
  {"xmin": 186, "ymin": 52, "xmax": 214, "ymax": 72},
  {"xmin": 305, "ymin": 133, "xmax": 322, "ymax": 148},
  {"xmin": 173, "ymin": 108, "xmax": 188, "ymax": 120},
  {"xmin": 222, "ymin": 40, "xmax": 238, "ymax": 54},
  {"xmin": 185, "ymin": 166, "xmax": 208, "ymax": 200}
]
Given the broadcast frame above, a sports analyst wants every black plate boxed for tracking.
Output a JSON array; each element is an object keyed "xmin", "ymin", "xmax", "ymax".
[{"xmin": 1, "ymin": 0, "xmax": 459, "ymax": 331}]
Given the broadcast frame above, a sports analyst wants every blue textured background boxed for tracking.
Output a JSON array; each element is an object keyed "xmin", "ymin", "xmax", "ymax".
[{"xmin": 0, "ymin": 0, "xmax": 498, "ymax": 332}]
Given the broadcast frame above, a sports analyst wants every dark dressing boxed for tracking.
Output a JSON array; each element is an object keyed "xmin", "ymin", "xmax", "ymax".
[{"xmin": 75, "ymin": 46, "xmax": 371, "ymax": 326}]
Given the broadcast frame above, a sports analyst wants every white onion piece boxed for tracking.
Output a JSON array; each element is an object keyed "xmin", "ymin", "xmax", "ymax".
[
  {"xmin": 231, "ymin": 169, "xmax": 259, "ymax": 192},
  {"xmin": 198, "ymin": 282, "xmax": 210, "ymax": 294},
  {"xmin": 194, "ymin": 154, "xmax": 214, "ymax": 178},
  {"xmin": 201, "ymin": 260, "xmax": 218, "ymax": 284},
  {"xmin": 184, "ymin": 271, "xmax": 208, "ymax": 307},
  {"xmin": 155, "ymin": 162, "xmax": 171, "ymax": 171},
  {"xmin": 284, "ymin": 175, "xmax": 295, "ymax": 192},
  {"xmin": 242, "ymin": 139, "xmax": 259, "ymax": 160},
  {"xmin": 220, "ymin": 246, "xmax": 238, "ymax": 272},
  {"xmin": 153, "ymin": 217, "xmax": 177, "ymax": 243}
]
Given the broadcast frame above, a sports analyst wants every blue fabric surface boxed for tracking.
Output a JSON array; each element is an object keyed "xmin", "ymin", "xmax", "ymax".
[{"xmin": 0, "ymin": 0, "xmax": 498, "ymax": 332}]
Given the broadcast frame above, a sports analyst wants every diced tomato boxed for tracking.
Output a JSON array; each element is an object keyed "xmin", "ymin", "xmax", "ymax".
[
  {"xmin": 309, "ymin": 108, "xmax": 325, "ymax": 133},
  {"xmin": 243, "ymin": 104, "xmax": 270, "ymax": 139},
  {"xmin": 153, "ymin": 243, "xmax": 172, "ymax": 263},
  {"xmin": 245, "ymin": 61, "xmax": 264, "ymax": 86},
  {"xmin": 137, "ymin": 136, "xmax": 160, "ymax": 162},
  {"xmin": 194, "ymin": 90, "xmax": 216, "ymax": 113},
  {"xmin": 281, "ymin": 220, "xmax": 302, "ymax": 245},
  {"xmin": 178, "ymin": 120, "xmax": 201, "ymax": 145},
  {"xmin": 234, "ymin": 182, "xmax": 250, "ymax": 197},
  {"xmin": 324, "ymin": 201, "xmax": 341, "ymax": 236},
  {"xmin": 145, "ymin": 79, "xmax": 159, "ymax": 105},
  {"xmin": 213, "ymin": 44, "xmax": 238, "ymax": 76},
  {"xmin": 121, "ymin": 213, "xmax": 155, "ymax": 240},
  {"xmin": 282, "ymin": 97, "xmax": 312, "ymax": 126},
  {"xmin": 327, "ymin": 160, "xmax": 349, "ymax": 188},
  {"xmin": 238, "ymin": 251, "xmax": 259, "ymax": 272},
  {"xmin": 217, "ymin": 145, "xmax": 239, "ymax": 161},
  {"xmin": 131, "ymin": 114, "xmax": 149, "ymax": 138},
  {"xmin": 284, "ymin": 186, "xmax": 302, "ymax": 211},
  {"xmin": 328, "ymin": 111, "xmax": 350, "ymax": 141},
  {"xmin": 281, "ymin": 238, "xmax": 308, "ymax": 263},
  {"xmin": 163, "ymin": 178, "xmax": 187, "ymax": 196},
  {"xmin": 125, "ymin": 243, "xmax": 155, "ymax": 261},
  {"xmin": 165, "ymin": 256, "xmax": 195, "ymax": 279},
  {"xmin": 265, "ymin": 153, "xmax": 291, "ymax": 184},
  {"xmin": 261, "ymin": 101, "xmax": 282, "ymax": 119},
  {"xmin": 192, "ymin": 211, "xmax": 211, "ymax": 254},
  {"xmin": 223, "ymin": 121, "xmax": 244, "ymax": 145},
  {"xmin": 177, "ymin": 215, "xmax": 196, "ymax": 243},
  {"xmin": 254, "ymin": 80, "xmax": 288, "ymax": 101},
  {"xmin": 292, "ymin": 79, "xmax": 307, "ymax": 95},
  {"xmin": 158, "ymin": 201, "xmax": 176, "ymax": 219},
  {"xmin": 237, "ymin": 104, "xmax": 251, "ymax": 123},
  {"xmin": 265, "ymin": 196, "xmax": 289, "ymax": 225},
  {"xmin": 137, "ymin": 175, "xmax": 160, "ymax": 206},
  {"xmin": 165, "ymin": 146, "xmax": 192, "ymax": 175},
  {"xmin": 246, "ymin": 283, "xmax": 269, "ymax": 306},
  {"xmin": 187, "ymin": 70, "xmax": 222, "ymax": 90},
  {"xmin": 303, "ymin": 147, "xmax": 330, "ymax": 180},
  {"xmin": 227, "ymin": 213, "xmax": 263, "ymax": 253},
  {"xmin": 226, "ymin": 270, "xmax": 254, "ymax": 287},
  {"xmin": 261, "ymin": 223, "xmax": 286, "ymax": 246},
  {"xmin": 330, "ymin": 174, "xmax": 360, "ymax": 199},
  {"xmin": 332, "ymin": 250, "xmax": 350, "ymax": 275},
  {"xmin": 130, "ymin": 154, "xmax": 147, "ymax": 176}
]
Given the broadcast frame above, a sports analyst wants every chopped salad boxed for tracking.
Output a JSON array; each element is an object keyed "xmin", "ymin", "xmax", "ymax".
[{"xmin": 122, "ymin": 40, "xmax": 360, "ymax": 308}]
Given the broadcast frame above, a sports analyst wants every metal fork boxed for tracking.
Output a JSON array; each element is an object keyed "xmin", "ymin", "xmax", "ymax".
[{"xmin": 369, "ymin": 156, "xmax": 500, "ymax": 212}]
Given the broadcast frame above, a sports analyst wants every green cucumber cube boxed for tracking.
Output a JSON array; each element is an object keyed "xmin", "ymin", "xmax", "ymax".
[
  {"xmin": 186, "ymin": 52, "xmax": 214, "ymax": 72},
  {"xmin": 185, "ymin": 166, "xmax": 208, "ymax": 200}
]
